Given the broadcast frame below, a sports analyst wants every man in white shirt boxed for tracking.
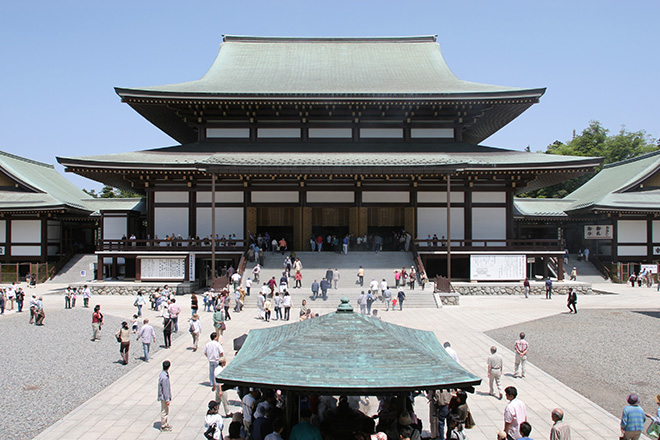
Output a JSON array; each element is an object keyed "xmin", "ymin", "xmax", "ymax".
[
  {"xmin": 231, "ymin": 272, "xmax": 241, "ymax": 291},
  {"xmin": 203, "ymin": 332, "xmax": 224, "ymax": 391},
  {"xmin": 136, "ymin": 318, "xmax": 156, "ymax": 362},
  {"xmin": 504, "ymin": 386, "xmax": 527, "ymax": 440},
  {"xmin": 242, "ymin": 389, "xmax": 260, "ymax": 434},
  {"xmin": 444, "ymin": 342, "xmax": 459, "ymax": 363}
]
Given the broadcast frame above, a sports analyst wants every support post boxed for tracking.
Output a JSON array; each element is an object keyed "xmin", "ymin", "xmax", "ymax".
[
  {"xmin": 211, "ymin": 171, "xmax": 216, "ymax": 284},
  {"xmin": 446, "ymin": 173, "xmax": 452, "ymax": 282}
]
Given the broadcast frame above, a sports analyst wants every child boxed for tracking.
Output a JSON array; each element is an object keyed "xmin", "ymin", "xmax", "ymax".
[{"xmin": 131, "ymin": 315, "xmax": 139, "ymax": 333}]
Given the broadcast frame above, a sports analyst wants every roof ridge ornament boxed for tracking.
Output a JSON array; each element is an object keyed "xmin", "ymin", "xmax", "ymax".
[{"xmin": 337, "ymin": 297, "xmax": 353, "ymax": 313}]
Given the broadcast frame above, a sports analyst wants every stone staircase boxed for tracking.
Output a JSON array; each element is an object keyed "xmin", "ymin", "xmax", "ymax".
[
  {"xmin": 239, "ymin": 251, "xmax": 438, "ymax": 309},
  {"xmin": 563, "ymin": 254, "xmax": 610, "ymax": 284},
  {"xmin": 47, "ymin": 254, "xmax": 97, "ymax": 284}
]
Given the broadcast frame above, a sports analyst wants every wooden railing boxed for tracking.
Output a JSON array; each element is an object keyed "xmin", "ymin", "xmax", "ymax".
[
  {"xmin": 98, "ymin": 238, "xmax": 247, "ymax": 252},
  {"xmin": 415, "ymin": 238, "xmax": 564, "ymax": 251},
  {"xmin": 48, "ymin": 248, "xmax": 78, "ymax": 280},
  {"xmin": 591, "ymin": 257, "xmax": 612, "ymax": 281}
]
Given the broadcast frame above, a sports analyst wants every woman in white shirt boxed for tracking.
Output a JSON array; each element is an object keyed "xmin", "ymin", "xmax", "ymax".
[{"xmin": 204, "ymin": 400, "xmax": 224, "ymax": 440}]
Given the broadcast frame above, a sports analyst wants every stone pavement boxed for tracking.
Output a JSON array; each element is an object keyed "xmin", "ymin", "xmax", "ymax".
[{"xmin": 19, "ymin": 280, "xmax": 656, "ymax": 439}]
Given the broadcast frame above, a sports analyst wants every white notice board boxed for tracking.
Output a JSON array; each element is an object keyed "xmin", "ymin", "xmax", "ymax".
[
  {"xmin": 141, "ymin": 258, "xmax": 186, "ymax": 280},
  {"xmin": 470, "ymin": 255, "xmax": 526, "ymax": 281}
]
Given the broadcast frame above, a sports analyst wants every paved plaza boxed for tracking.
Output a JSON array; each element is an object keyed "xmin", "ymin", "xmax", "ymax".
[{"xmin": 1, "ymin": 273, "xmax": 656, "ymax": 439}]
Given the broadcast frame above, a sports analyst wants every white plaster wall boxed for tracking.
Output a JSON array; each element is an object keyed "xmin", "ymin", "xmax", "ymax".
[
  {"xmin": 154, "ymin": 191, "xmax": 189, "ymax": 203},
  {"xmin": 0, "ymin": 220, "xmax": 7, "ymax": 242},
  {"xmin": 251, "ymin": 191, "xmax": 299, "ymax": 203},
  {"xmin": 417, "ymin": 192, "xmax": 464, "ymax": 204},
  {"xmin": 103, "ymin": 217, "xmax": 127, "ymax": 240},
  {"xmin": 472, "ymin": 207, "xmax": 506, "ymax": 240},
  {"xmin": 11, "ymin": 246, "xmax": 41, "ymax": 256},
  {"xmin": 308, "ymin": 128, "xmax": 352, "ymax": 138},
  {"xmin": 472, "ymin": 192, "xmax": 506, "ymax": 203},
  {"xmin": 154, "ymin": 207, "xmax": 189, "ymax": 238},
  {"xmin": 410, "ymin": 128, "xmax": 454, "ymax": 138},
  {"xmin": 258, "ymin": 128, "xmax": 301, "ymax": 138},
  {"xmin": 417, "ymin": 207, "xmax": 465, "ymax": 240},
  {"xmin": 617, "ymin": 220, "xmax": 647, "ymax": 243},
  {"xmin": 360, "ymin": 128, "xmax": 403, "ymax": 138},
  {"xmin": 206, "ymin": 128, "xmax": 250, "ymax": 138},
  {"xmin": 618, "ymin": 245, "xmax": 648, "ymax": 256},
  {"xmin": 196, "ymin": 207, "xmax": 244, "ymax": 238},
  {"xmin": 653, "ymin": 221, "xmax": 660, "ymax": 242},
  {"xmin": 306, "ymin": 192, "xmax": 355, "ymax": 203},
  {"xmin": 362, "ymin": 191, "xmax": 409, "ymax": 203},
  {"xmin": 197, "ymin": 191, "xmax": 244, "ymax": 203},
  {"xmin": 11, "ymin": 220, "xmax": 41, "ymax": 243}
]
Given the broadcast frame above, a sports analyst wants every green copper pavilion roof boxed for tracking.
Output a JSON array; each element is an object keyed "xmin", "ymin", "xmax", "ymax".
[
  {"xmin": 217, "ymin": 298, "xmax": 481, "ymax": 394},
  {"xmin": 118, "ymin": 36, "xmax": 543, "ymax": 98}
]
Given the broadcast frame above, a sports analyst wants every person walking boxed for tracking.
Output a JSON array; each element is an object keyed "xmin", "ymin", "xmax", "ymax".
[
  {"xmin": 91, "ymin": 305, "xmax": 103, "ymax": 341},
  {"xmin": 163, "ymin": 315, "xmax": 173, "ymax": 349},
  {"xmin": 569, "ymin": 267, "xmax": 577, "ymax": 281},
  {"xmin": 567, "ymin": 288, "xmax": 578, "ymax": 314},
  {"xmin": 273, "ymin": 292, "xmax": 283, "ymax": 321},
  {"xmin": 358, "ymin": 291, "xmax": 368, "ymax": 315},
  {"xmin": 383, "ymin": 286, "xmax": 392, "ymax": 311},
  {"xmin": 283, "ymin": 291, "xmax": 292, "ymax": 320},
  {"xmin": 191, "ymin": 293, "xmax": 199, "ymax": 316},
  {"xmin": 15, "ymin": 288, "xmax": 24, "ymax": 313},
  {"xmin": 549, "ymin": 408, "xmax": 571, "ymax": 440},
  {"xmin": 204, "ymin": 332, "xmax": 224, "ymax": 392},
  {"xmin": 168, "ymin": 298, "xmax": 181, "ymax": 332},
  {"xmin": 137, "ymin": 318, "xmax": 156, "ymax": 362},
  {"xmin": 82, "ymin": 285, "xmax": 91, "ymax": 308},
  {"xmin": 320, "ymin": 278, "xmax": 330, "ymax": 300},
  {"xmin": 157, "ymin": 360, "xmax": 173, "ymax": 431},
  {"xmin": 545, "ymin": 277, "xmax": 553, "ymax": 299},
  {"xmin": 504, "ymin": 386, "xmax": 527, "ymax": 440},
  {"xmin": 28, "ymin": 295, "xmax": 38, "ymax": 324},
  {"xmin": 204, "ymin": 400, "xmax": 224, "ymax": 440},
  {"xmin": 488, "ymin": 346, "xmax": 504, "ymax": 400},
  {"xmin": 64, "ymin": 286, "xmax": 72, "ymax": 309},
  {"xmin": 620, "ymin": 394, "xmax": 645, "ymax": 440},
  {"xmin": 189, "ymin": 313, "xmax": 202, "ymax": 351},
  {"xmin": 35, "ymin": 296, "xmax": 46, "ymax": 325},
  {"xmin": 213, "ymin": 306, "xmax": 226, "ymax": 336},
  {"xmin": 514, "ymin": 332, "xmax": 529, "ymax": 378},
  {"xmin": 115, "ymin": 321, "xmax": 131, "ymax": 365},
  {"xmin": 523, "ymin": 278, "xmax": 530, "ymax": 299},
  {"xmin": 333, "ymin": 268, "xmax": 340, "ymax": 289},
  {"xmin": 134, "ymin": 291, "xmax": 146, "ymax": 317},
  {"xmin": 357, "ymin": 266, "xmax": 364, "ymax": 287},
  {"xmin": 397, "ymin": 289, "xmax": 406, "ymax": 311},
  {"xmin": 311, "ymin": 280, "xmax": 319, "ymax": 299}
]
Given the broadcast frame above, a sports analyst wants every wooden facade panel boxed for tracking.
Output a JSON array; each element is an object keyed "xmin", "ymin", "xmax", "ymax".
[
  {"xmin": 368, "ymin": 207, "xmax": 404, "ymax": 227},
  {"xmin": 311, "ymin": 208, "xmax": 349, "ymax": 226},
  {"xmin": 246, "ymin": 207, "xmax": 257, "ymax": 233},
  {"xmin": 257, "ymin": 207, "xmax": 294, "ymax": 226}
]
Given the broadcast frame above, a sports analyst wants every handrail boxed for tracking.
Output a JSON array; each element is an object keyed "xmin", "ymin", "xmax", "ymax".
[
  {"xmin": 591, "ymin": 257, "xmax": 611, "ymax": 280},
  {"xmin": 97, "ymin": 238, "xmax": 247, "ymax": 252},
  {"xmin": 48, "ymin": 248, "xmax": 78, "ymax": 280},
  {"xmin": 409, "ymin": 241, "xmax": 428, "ymax": 287},
  {"xmin": 414, "ymin": 238, "xmax": 563, "ymax": 251}
]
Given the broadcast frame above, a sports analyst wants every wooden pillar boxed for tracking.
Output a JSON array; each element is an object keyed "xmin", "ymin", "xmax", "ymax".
[
  {"xmin": 246, "ymin": 207, "xmax": 257, "ymax": 238},
  {"xmin": 301, "ymin": 208, "xmax": 312, "ymax": 250},
  {"xmin": 357, "ymin": 207, "xmax": 368, "ymax": 237},
  {"xmin": 112, "ymin": 257, "xmax": 118, "ymax": 280},
  {"xmin": 349, "ymin": 207, "xmax": 359, "ymax": 239},
  {"xmin": 557, "ymin": 255, "xmax": 564, "ymax": 281},
  {"xmin": 136, "ymin": 258, "xmax": 141, "ymax": 281},
  {"xmin": 97, "ymin": 255, "xmax": 103, "ymax": 281},
  {"xmin": 41, "ymin": 218, "xmax": 48, "ymax": 263},
  {"xmin": 292, "ymin": 207, "xmax": 306, "ymax": 251},
  {"xmin": 189, "ymin": 191, "xmax": 197, "ymax": 238},
  {"xmin": 543, "ymin": 256, "xmax": 549, "ymax": 279},
  {"xmin": 404, "ymin": 207, "xmax": 415, "ymax": 237}
]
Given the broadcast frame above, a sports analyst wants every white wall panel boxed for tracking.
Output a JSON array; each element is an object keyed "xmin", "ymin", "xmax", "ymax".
[
  {"xmin": 362, "ymin": 191, "xmax": 409, "ymax": 203},
  {"xmin": 154, "ymin": 191, "xmax": 189, "ymax": 203},
  {"xmin": 196, "ymin": 207, "xmax": 244, "ymax": 238},
  {"xmin": 258, "ymin": 128, "xmax": 300, "ymax": 138},
  {"xmin": 417, "ymin": 207, "xmax": 465, "ymax": 241},
  {"xmin": 306, "ymin": 192, "xmax": 354, "ymax": 203},
  {"xmin": 48, "ymin": 221, "xmax": 61, "ymax": 241},
  {"xmin": 472, "ymin": 192, "xmax": 506, "ymax": 203},
  {"xmin": 251, "ymin": 192, "xmax": 299, "ymax": 203},
  {"xmin": 410, "ymin": 128, "xmax": 454, "ymax": 138},
  {"xmin": 617, "ymin": 220, "xmax": 647, "ymax": 243},
  {"xmin": 618, "ymin": 245, "xmax": 648, "ymax": 256},
  {"xmin": 417, "ymin": 192, "xmax": 464, "ymax": 203},
  {"xmin": 308, "ymin": 128, "xmax": 352, "ymax": 138},
  {"xmin": 360, "ymin": 128, "xmax": 403, "ymax": 138},
  {"xmin": 11, "ymin": 245, "xmax": 41, "ymax": 256},
  {"xmin": 472, "ymin": 207, "xmax": 506, "ymax": 240},
  {"xmin": 154, "ymin": 207, "xmax": 189, "ymax": 238},
  {"xmin": 197, "ymin": 191, "xmax": 244, "ymax": 203},
  {"xmin": 103, "ymin": 217, "xmax": 127, "ymax": 240},
  {"xmin": 653, "ymin": 221, "xmax": 660, "ymax": 242},
  {"xmin": 0, "ymin": 220, "xmax": 7, "ymax": 242},
  {"xmin": 206, "ymin": 128, "xmax": 250, "ymax": 138},
  {"xmin": 11, "ymin": 220, "xmax": 41, "ymax": 243}
]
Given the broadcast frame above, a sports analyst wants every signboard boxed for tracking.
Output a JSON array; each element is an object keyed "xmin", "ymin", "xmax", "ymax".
[
  {"xmin": 470, "ymin": 255, "xmax": 526, "ymax": 281},
  {"xmin": 641, "ymin": 264, "xmax": 658, "ymax": 274},
  {"xmin": 188, "ymin": 253, "xmax": 195, "ymax": 282},
  {"xmin": 584, "ymin": 224, "xmax": 613, "ymax": 239},
  {"xmin": 141, "ymin": 258, "xmax": 186, "ymax": 280}
]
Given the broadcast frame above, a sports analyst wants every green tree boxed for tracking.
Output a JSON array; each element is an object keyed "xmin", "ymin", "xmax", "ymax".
[
  {"xmin": 83, "ymin": 186, "xmax": 140, "ymax": 198},
  {"xmin": 522, "ymin": 121, "xmax": 658, "ymax": 198}
]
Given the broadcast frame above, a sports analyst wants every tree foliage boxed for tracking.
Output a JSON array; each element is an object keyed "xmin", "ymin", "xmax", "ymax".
[
  {"xmin": 521, "ymin": 121, "xmax": 659, "ymax": 198},
  {"xmin": 83, "ymin": 186, "xmax": 140, "ymax": 198}
]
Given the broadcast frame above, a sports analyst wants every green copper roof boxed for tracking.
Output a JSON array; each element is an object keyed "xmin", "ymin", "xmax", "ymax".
[
  {"xmin": 566, "ymin": 150, "xmax": 660, "ymax": 212},
  {"xmin": 217, "ymin": 299, "xmax": 481, "ymax": 393},
  {"xmin": 117, "ymin": 36, "xmax": 544, "ymax": 99},
  {"xmin": 513, "ymin": 198, "xmax": 574, "ymax": 218}
]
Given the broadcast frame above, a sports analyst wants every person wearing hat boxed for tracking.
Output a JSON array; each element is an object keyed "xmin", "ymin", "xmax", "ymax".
[
  {"xmin": 620, "ymin": 393, "xmax": 645, "ymax": 440},
  {"xmin": 204, "ymin": 400, "xmax": 224, "ymax": 440}
]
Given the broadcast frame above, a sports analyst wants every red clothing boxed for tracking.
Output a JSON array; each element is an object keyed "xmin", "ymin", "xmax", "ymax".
[{"xmin": 92, "ymin": 311, "xmax": 102, "ymax": 323}]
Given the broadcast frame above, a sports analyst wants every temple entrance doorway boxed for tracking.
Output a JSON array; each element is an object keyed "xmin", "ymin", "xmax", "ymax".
[
  {"xmin": 310, "ymin": 207, "xmax": 350, "ymax": 252},
  {"xmin": 255, "ymin": 207, "xmax": 294, "ymax": 250}
]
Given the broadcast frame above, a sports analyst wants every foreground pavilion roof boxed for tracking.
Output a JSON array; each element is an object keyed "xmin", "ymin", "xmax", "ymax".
[
  {"xmin": 114, "ymin": 35, "xmax": 546, "ymax": 144},
  {"xmin": 217, "ymin": 298, "xmax": 481, "ymax": 394}
]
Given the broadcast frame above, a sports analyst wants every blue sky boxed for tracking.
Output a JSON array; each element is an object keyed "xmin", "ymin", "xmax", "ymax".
[{"xmin": 1, "ymin": 1, "xmax": 658, "ymax": 190}]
